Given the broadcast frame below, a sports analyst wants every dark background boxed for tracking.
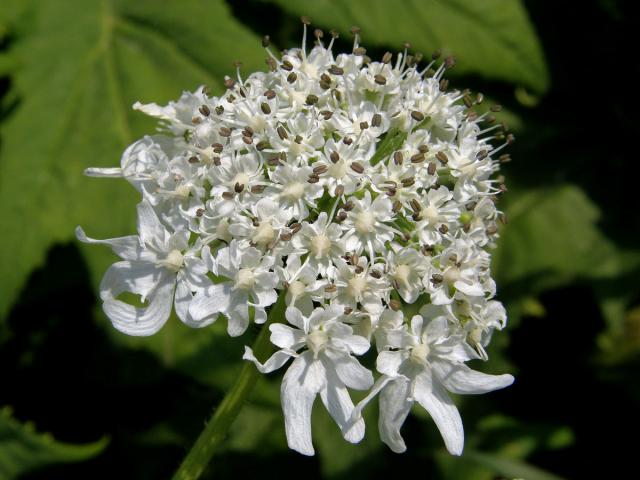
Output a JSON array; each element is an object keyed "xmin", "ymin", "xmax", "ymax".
[{"xmin": 1, "ymin": 0, "xmax": 638, "ymax": 478}]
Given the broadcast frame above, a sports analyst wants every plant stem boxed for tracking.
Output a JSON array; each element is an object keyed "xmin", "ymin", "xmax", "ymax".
[{"xmin": 172, "ymin": 293, "xmax": 286, "ymax": 480}]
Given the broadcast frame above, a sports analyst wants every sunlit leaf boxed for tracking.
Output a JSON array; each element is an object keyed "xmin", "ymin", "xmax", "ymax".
[
  {"xmin": 0, "ymin": 0, "xmax": 266, "ymax": 318},
  {"xmin": 270, "ymin": 0, "xmax": 549, "ymax": 92}
]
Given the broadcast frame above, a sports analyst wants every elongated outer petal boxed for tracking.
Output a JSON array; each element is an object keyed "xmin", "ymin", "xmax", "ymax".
[
  {"xmin": 175, "ymin": 281, "xmax": 217, "ymax": 328},
  {"xmin": 243, "ymin": 346, "xmax": 296, "ymax": 373},
  {"xmin": 319, "ymin": 364, "xmax": 364, "ymax": 444},
  {"xmin": 84, "ymin": 167, "xmax": 123, "ymax": 177},
  {"xmin": 281, "ymin": 352, "xmax": 326, "ymax": 456},
  {"xmin": 432, "ymin": 361, "xmax": 514, "ymax": 395},
  {"xmin": 324, "ymin": 349, "xmax": 373, "ymax": 390},
  {"xmin": 100, "ymin": 262, "xmax": 175, "ymax": 336},
  {"xmin": 379, "ymin": 377, "xmax": 413, "ymax": 453},
  {"xmin": 189, "ymin": 283, "xmax": 232, "ymax": 322},
  {"xmin": 413, "ymin": 369, "xmax": 464, "ymax": 456},
  {"xmin": 75, "ymin": 226, "xmax": 144, "ymax": 262}
]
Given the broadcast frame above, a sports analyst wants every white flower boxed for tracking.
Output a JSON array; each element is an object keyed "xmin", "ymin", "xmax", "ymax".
[
  {"xmin": 243, "ymin": 305, "xmax": 373, "ymax": 455},
  {"xmin": 369, "ymin": 313, "xmax": 513, "ymax": 454},
  {"xmin": 424, "ymin": 239, "xmax": 489, "ymax": 305},
  {"xmin": 291, "ymin": 212, "xmax": 345, "ymax": 278},
  {"xmin": 189, "ymin": 240, "xmax": 278, "ymax": 336},
  {"xmin": 79, "ymin": 21, "xmax": 514, "ymax": 457},
  {"xmin": 341, "ymin": 191, "xmax": 396, "ymax": 259},
  {"xmin": 76, "ymin": 201, "xmax": 211, "ymax": 335}
]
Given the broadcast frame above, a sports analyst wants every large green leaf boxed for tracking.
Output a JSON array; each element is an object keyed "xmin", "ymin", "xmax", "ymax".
[
  {"xmin": 270, "ymin": 0, "xmax": 549, "ymax": 93},
  {"xmin": 493, "ymin": 184, "xmax": 639, "ymax": 291},
  {"xmin": 0, "ymin": 0, "xmax": 267, "ymax": 318},
  {"xmin": 0, "ymin": 407, "xmax": 108, "ymax": 479}
]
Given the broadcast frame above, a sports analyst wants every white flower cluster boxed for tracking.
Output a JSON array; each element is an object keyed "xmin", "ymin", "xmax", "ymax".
[{"xmin": 77, "ymin": 23, "xmax": 514, "ymax": 456}]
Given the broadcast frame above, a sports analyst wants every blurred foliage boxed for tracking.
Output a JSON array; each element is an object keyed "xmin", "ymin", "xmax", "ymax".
[
  {"xmin": 0, "ymin": 407, "xmax": 107, "ymax": 479},
  {"xmin": 0, "ymin": 0, "xmax": 638, "ymax": 479}
]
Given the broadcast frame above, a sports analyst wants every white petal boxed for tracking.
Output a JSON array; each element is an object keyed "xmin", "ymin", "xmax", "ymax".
[
  {"xmin": 324, "ymin": 349, "xmax": 373, "ymax": 390},
  {"xmin": 133, "ymin": 101, "xmax": 174, "ymax": 121},
  {"xmin": 376, "ymin": 350, "xmax": 406, "ymax": 377},
  {"xmin": 226, "ymin": 291, "xmax": 250, "ymax": 337},
  {"xmin": 413, "ymin": 370, "xmax": 464, "ymax": 455},
  {"xmin": 189, "ymin": 283, "xmax": 232, "ymax": 322},
  {"xmin": 251, "ymin": 288, "xmax": 277, "ymax": 308},
  {"xmin": 379, "ymin": 377, "xmax": 413, "ymax": 453},
  {"xmin": 285, "ymin": 306, "xmax": 305, "ymax": 330},
  {"xmin": 75, "ymin": 226, "xmax": 144, "ymax": 261},
  {"xmin": 100, "ymin": 261, "xmax": 165, "ymax": 302},
  {"xmin": 319, "ymin": 367, "xmax": 364, "ymax": 444},
  {"xmin": 253, "ymin": 307, "xmax": 268, "ymax": 324},
  {"xmin": 84, "ymin": 167, "xmax": 123, "ymax": 177},
  {"xmin": 175, "ymin": 281, "xmax": 217, "ymax": 328},
  {"xmin": 270, "ymin": 323, "xmax": 305, "ymax": 349},
  {"xmin": 432, "ymin": 361, "xmax": 514, "ymax": 395},
  {"xmin": 454, "ymin": 279, "xmax": 484, "ymax": 297},
  {"xmin": 281, "ymin": 353, "xmax": 326, "ymax": 456},
  {"xmin": 243, "ymin": 346, "xmax": 296, "ymax": 373},
  {"xmin": 136, "ymin": 201, "xmax": 164, "ymax": 246},
  {"xmin": 100, "ymin": 264, "xmax": 175, "ymax": 336},
  {"xmin": 344, "ymin": 334, "xmax": 371, "ymax": 356}
]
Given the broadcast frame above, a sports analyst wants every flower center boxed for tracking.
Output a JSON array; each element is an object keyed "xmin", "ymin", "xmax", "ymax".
[
  {"xmin": 411, "ymin": 342, "xmax": 430, "ymax": 363},
  {"xmin": 288, "ymin": 280, "xmax": 306, "ymax": 297},
  {"xmin": 355, "ymin": 211, "xmax": 375, "ymax": 234},
  {"xmin": 163, "ymin": 249, "xmax": 184, "ymax": 272},
  {"xmin": 248, "ymin": 115, "xmax": 267, "ymax": 133},
  {"xmin": 423, "ymin": 205, "xmax": 439, "ymax": 224},
  {"xmin": 235, "ymin": 268, "xmax": 255, "ymax": 290},
  {"xmin": 307, "ymin": 329, "xmax": 328, "ymax": 353},
  {"xmin": 232, "ymin": 172, "xmax": 250, "ymax": 188},
  {"xmin": 347, "ymin": 276, "xmax": 368, "ymax": 299},
  {"xmin": 443, "ymin": 266, "xmax": 461, "ymax": 284},
  {"xmin": 174, "ymin": 184, "xmax": 191, "ymax": 199},
  {"xmin": 310, "ymin": 234, "xmax": 331, "ymax": 258},
  {"xmin": 251, "ymin": 221, "xmax": 275, "ymax": 246},
  {"xmin": 394, "ymin": 264, "xmax": 412, "ymax": 287},
  {"xmin": 328, "ymin": 160, "xmax": 347, "ymax": 179},
  {"xmin": 301, "ymin": 61, "xmax": 318, "ymax": 79},
  {"xmin": 281, "ymin": 182, "xmax": 305, "ymax": 200}
]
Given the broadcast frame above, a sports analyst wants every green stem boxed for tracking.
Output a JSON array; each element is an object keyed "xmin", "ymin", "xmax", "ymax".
[{"xmin": 172, "ymin": 293, "xmax": 287, "ymax": 480}]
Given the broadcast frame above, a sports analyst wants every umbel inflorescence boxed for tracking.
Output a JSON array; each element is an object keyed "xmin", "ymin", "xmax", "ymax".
[{"xmin": 77, "ymin": 19, "xmax": 514, "ymax": 456}]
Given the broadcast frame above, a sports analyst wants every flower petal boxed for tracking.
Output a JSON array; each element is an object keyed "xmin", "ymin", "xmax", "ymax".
[
  {"xmin": 189, "ymin": 283, "xmax": 232, "ymax": 322},
  {"xmin": 319, "ymin": 365, "xmax": 364, "ymax": 444},
  {"xmin": 175, "ymin": 281, "xmax": 217, "ymax": 328},
  {"xmin": 413, "ymin": 370, "xmax": 464, "ymax": 455},
  {"xmin": 270, "ymin": 323, "xmax": 305, "ymax": 349},
  {"xmin": 378, "ymin": 377, "xmax": 413, "ymax": 453},
  {"xmin": 324, "ymin": 349, "xmax": 373, "ymax": 390},
  {"xmin": 432, "ymin": 361, "xmax": 514, "ymax": 395},
  {"xmin": 100, "ymin": 262, "xmax": 174, "ymax": 336},
  {"xmin": 281, "ymin": 353, "xmax": 325, "ymax": 456},
  {"xmin": 75, "ymin": 226, "xmax": 145, "ymax": 262},
  {"xmin": 243, "ymin": 346, "xmax": 296, "ymax": 373}
]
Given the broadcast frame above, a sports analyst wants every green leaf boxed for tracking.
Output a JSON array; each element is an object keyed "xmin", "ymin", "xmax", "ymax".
[
  {"xmin": 493, "ymin": 184, "xmax": 639, "ymax": 291},
  {"xmin": 0, "ymin": 407, "xmax": 108, "ymax": 479},
  {"xmin": 0, "ymin": 0, "xmax": 267, "ymax": 318},
  {"xmin": 270, "ymin": 0, "xmax": 549, "ymax": 92}
]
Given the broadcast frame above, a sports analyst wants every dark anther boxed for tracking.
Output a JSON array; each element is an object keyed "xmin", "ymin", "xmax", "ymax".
[
  {"xmin": 306, "ymin": 94, "xmax": 319, "ymax": 105},
  {"xmin": 382, "ymin": 52, "xmax": 393, "ymax": 64},
  {"xmin": 287, "ymin": 72, "xmax": 298, "ymax": 83},
  {"xmin": 234, "ymin": 182, "xmax": 244, "ymax": 193},
  {"xmin": 330, "ymin": 151, "xmax": 340, "ymax": 163},
  {"xmin": 436, "ymin": 152, "xmax": 449, "ymax": 164},
  {"xmin": 394, "ymin": 151, "xmax": 404, "ymax": 165},
  {"xmin": 350, "ymin": 162, "xmax": 365, "ymax": 174},
  {"xmin": 199, "ymin": 105, "xmax": 210, "ymax": 116},
  {"xmin": 374, "ymin": 74, "xmax": 387, "ymax": 85},
  {"xmin": 411, "ymin": 110, "xmax": 425, "ymax": 121},
  {"xmin": 372, "ymin": 113, "xmax": 382, "ymax": 127}
]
